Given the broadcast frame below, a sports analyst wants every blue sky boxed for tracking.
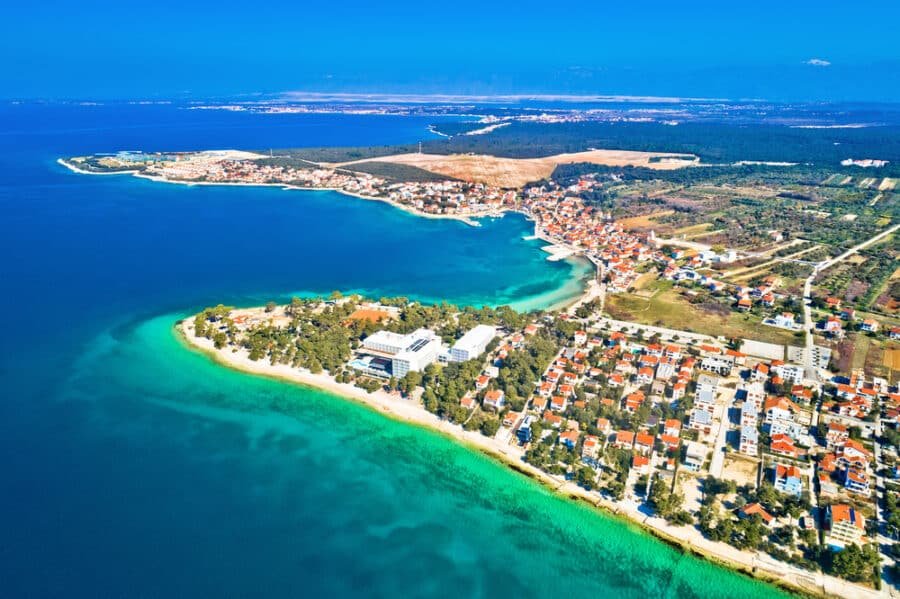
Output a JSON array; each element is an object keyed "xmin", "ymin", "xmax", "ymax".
[{"xmin": 2, "ymin": 0, "xmax": 899, "ymax": 101}]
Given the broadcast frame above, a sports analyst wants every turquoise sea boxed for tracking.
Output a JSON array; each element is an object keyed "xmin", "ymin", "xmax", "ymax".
[{"xmin": 0, "ymin": 104, "xmax": 791, "ymax": 598}]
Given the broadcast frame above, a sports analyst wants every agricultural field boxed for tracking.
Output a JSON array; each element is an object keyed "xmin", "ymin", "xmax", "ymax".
[
  {"xmin": 618, "ymin": 210, "xmax": 674, "ymax": 231},
  {"xmin": 670, "ymin": 222, "xmax": 715, "ymax": 239},
  {"xmin": 873, "ymin": 273, "xmax": 900, "ymax": 314},
  {"xmin": 553, "ymin": 158, "xmax": 898, "ymax": 253},
  {"xmin": 884, "ymin": 347, "xmax": 900, "ymax": 376},
  {"xmin": 813, "ymin": 234, "xmax": 900, "ymax": 312},
  {"xmin": 830, "ymin": 332, "xmax": 898, "ymax": 381}
]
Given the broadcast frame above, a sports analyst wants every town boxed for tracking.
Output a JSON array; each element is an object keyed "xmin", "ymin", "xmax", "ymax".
[
  {"xmin": 186, "ymin": 280, "xmax": 898, "ymax": 598},
  {"xmin": 71, "ymin": 148, "xmax": 899, "ymax": 596}
]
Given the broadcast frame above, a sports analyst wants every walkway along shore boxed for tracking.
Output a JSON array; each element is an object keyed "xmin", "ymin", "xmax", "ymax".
[{"xmin": 177, "ymin": 318, "xmax": 887, "ymax": 599}]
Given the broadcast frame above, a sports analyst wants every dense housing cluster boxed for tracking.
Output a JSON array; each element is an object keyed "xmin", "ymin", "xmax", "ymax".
[
  {"xmin": 190, "ymin": 287, "xmax": 899, "ymax": 591},
  {"xmin": 72, "ymin": 143, "xmax": 900, "ymax": 593}
]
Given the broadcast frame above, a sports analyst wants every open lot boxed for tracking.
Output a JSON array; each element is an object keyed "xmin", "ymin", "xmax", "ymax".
[
  {"xmin": 605, "ymin": 280, "xmax": 800, "ymax": 345},
  {"xmin": 721, "ymin": 454, "xmax": 759, "ymax": 488},
  {"xmin": 330, "ymin": 149, "xmax": 699, "ymax": 188}
]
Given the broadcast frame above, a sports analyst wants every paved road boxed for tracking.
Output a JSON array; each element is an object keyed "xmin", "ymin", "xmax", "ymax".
[
  {"xmin": 872, "ymin": 413, "xmax": 899, "ymax": 593},
  {"xmin": 708, "ymin": 382, "xmax": 735, "ymax": 478},
  {"xmin": 793, "ymin": 221, "xmax": 899, "ymax": 594},
  {"xmin": 594, "ymin": 317, "xmax": 719, "ymax": 345},
  {"xmin": 801, "ymin": 223, "xmax": 900, "ymax": 380}
]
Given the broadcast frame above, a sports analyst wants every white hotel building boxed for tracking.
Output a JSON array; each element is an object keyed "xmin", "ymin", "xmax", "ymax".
[
  {"xmin": 361, "ymin": 328, "xmax": 443, "ymax": 378},
  {"xmin": 449, "ymin": 325, "xmax": 497, "ymax": 363}
]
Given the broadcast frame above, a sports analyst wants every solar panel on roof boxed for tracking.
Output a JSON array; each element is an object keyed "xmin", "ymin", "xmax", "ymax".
[{"xmin": 406, "ymin": 338, "xmax": 429, "ymax": 353}]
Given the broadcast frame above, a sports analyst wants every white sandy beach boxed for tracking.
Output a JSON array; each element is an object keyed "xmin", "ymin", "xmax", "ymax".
[
  {"xmin": 66, "ymin": 152, "xmax": 891, "ymax": 598},
  {"xmin": 57, "ymin": 158, "xmax": 139, "ymax": 176},
  {"xmin": 178, "ymin": 318, "xmax": 887, "ymax": 599}
]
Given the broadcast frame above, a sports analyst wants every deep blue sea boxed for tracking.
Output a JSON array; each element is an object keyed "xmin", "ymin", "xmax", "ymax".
[{"xmin": 0, "ymin": 103, "xmax": 788, "ymax": 598}]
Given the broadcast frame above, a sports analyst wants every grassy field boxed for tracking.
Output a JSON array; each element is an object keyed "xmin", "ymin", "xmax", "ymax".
[
  {"xmin": 844, "ymin": 333, "xmax": 897, "ymax": 380},
  {"xmin": 851, "ymin": 333, "xmax": 875, "ymax": 372},
  {"xmin": 671, "ymin": 222, "xmax": 713, "ymax": 237},
  {"xmin": 605, "ymin": 280, "xmax": 800, "ymax": 345},
  {"xmin": 618, "ymin": 210, "xmax": 674, "ymax": 230},
  {"xmin": 884, "ymin": 347, "xmax": 900, "ymax": 378}
]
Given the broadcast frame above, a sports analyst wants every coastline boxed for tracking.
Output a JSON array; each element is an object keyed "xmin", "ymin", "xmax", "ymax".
[
  {"xmin": 57, "ymin": 157, "xmax": 482, "ymax": 227},
  {"xmin": 59, "ymin": 154, "xmax": 595, "ymax": 310},
  {"xmin": 176, "ymin": 317, "xmax": 875, "ymax": 599},
  {"xmin": 56, "ymin": 157, "xmax": 139, "ymax": 176},
  {"xmin": 62, "ymin": 152, "xmax": 887, "ymax": 598}
]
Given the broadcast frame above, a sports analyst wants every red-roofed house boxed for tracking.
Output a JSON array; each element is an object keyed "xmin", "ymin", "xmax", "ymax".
[
  {"xmin": 634, "ymin": 432, "xmax": 655, "ymax": 455},
  {"xmin": 659, "ymin": 434, "xmax": 680, "ymax": 451},
  {"xmin": 595, "ymin": 418, "xmax": 611, "ymax": 437},
  {"xmin": 543, "ymin": 410, "xmax": 563, "ymax": 428},
  {"xmin": 826, "ymin": 504, "xmax": 865, "ymax": 549},
  {"xmin": 549, "ymin": 395, "xmax": 568, "ymax": 412},
  {"xmin": 664, "ymin": 418, "xmax": 682, "ymax": 438},
  {"xmin": 582, "ymin": 435, "xmax": 600, "ymax": 459},
  {"xmin": 739, "ymin": 503, "xmax": 774, "ymax": 526},
  {"xmin": 559, "ymin": 430, "xmax": 579, "ymax": 450},
  {"xmin": 614, "ymin": 430, "xmax": 635, "ymax": 449},
  {"xmin": 773, "ymin": 464, "xmax": 803, "ymax": 496},
  {"xmin": 623, "ymin": 391, "xmax": 645, "ymax": 413},
  {"xmin": 825, "ymin": 422, "xmax": 849, "ymax": 450},
  {"xmin": 483, "ymin": 389, "xmax": 506, "ymax": 410},
  {"xmin": 770, "ymin": 434, "xmax": 802, "ymax": 458},
  {"xmin": 632, "ymin": 454, "xmax": 650, "ymax": 475},
  {"xmin": 636, "ymin": 366, "xmax": 654, "ymax": 386},
  {"xmin": 843, "ymin": 468, "xmax": 870, "ymax": 496}
]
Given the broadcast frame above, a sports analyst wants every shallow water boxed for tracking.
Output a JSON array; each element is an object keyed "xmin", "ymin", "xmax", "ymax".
[{"xmin": 0, "ymin": 104, "xmax": 789, "ymax": 598}]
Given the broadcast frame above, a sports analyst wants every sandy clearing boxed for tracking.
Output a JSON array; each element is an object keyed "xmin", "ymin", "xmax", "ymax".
[
  {"xmin": 199, "ymin": 149, "xmax": 268, "ymax": 161},
  {"xmin": 329, "ymin": 150, "xmax": 699, "ymax": 188}
]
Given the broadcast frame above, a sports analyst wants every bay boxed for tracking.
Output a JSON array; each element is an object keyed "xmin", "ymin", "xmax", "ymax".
[{"xmin": 0, "ymin": 104, "xmax": 790, "ymax": 598}]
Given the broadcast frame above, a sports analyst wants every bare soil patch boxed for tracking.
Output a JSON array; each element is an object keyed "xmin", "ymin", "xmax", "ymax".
[{"xmin": 330, "ymin": 150, "xmax": 699, "ymax": 188}]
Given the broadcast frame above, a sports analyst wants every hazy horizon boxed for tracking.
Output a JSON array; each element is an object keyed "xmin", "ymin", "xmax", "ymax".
[{"xmin": 2, "ymin": 1, "xmax": 899, "ymax": 102}]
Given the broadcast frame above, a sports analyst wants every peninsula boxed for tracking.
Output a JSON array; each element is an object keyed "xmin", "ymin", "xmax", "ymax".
[{"xmin": 65, "ymin": 137, "xmax": 899, "ymax": 598}]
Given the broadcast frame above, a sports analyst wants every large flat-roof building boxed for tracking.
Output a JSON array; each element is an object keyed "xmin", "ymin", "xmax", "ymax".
[
  {"xmin": 739, "ymin": 425, "xmax": 759, "ymax": 456},
  {"xmin": 363, "ymin": 330, "xmax": 416, "ymax": 355},
  {"xmin": 696, "ymin": 374, "xmax": 720, "ymax": 395},
  {"xmin": 361, "ymin": 328, "xmax": 443, "ymax": 377},
  {"xmin": 450, "ymin": 325, "xmax": 497, "ymax": 362}
]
